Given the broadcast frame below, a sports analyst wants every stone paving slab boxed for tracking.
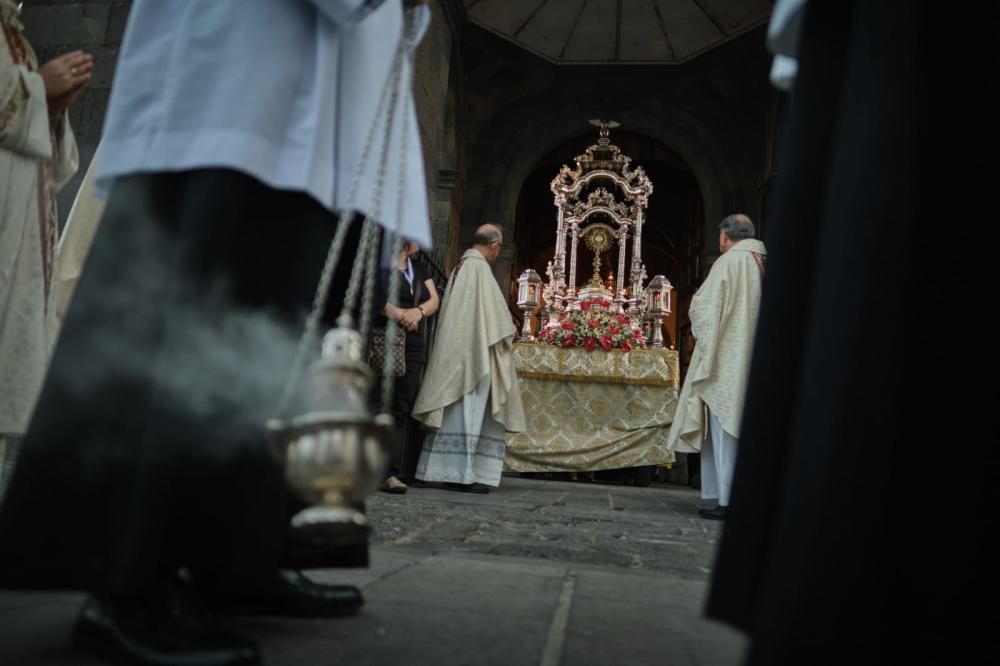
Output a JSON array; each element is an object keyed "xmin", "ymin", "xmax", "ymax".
[
  {"xmin": 366, "ymin": 477, "xmax": 723, "ymax": 579},
  {"xmin": 358, "ymin": 556, "xmax": 567, "ymax": 622},
  {"xmin": 238, "ymin": 599, "xmax": 550, "ymax": 666},
  {"xmin": 261, "ymin": 548, "xmax": 744, "ymax": 666},
  {"xmin": 0, "ymin": 478, "xmax": 746, "ymax": 666}
]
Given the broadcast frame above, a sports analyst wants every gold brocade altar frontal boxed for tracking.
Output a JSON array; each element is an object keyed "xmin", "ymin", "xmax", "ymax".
[{"xmin": 504, "ymin": 344, "xmax": 680, "ymax": 473}]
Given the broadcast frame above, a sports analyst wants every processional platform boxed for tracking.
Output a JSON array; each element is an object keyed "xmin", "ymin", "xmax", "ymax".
[
  {"xmin": 504, "ymin": 121, "xmax": 679, "ymax": 475},
  {"xmin": 504, "ymin": 343, "xmax": 678, "ymax": 472}
]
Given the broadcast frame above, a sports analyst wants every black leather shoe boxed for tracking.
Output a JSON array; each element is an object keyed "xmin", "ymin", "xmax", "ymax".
[
  {"xmin": 73, "ymin": 594, "xmax": 259, "ymax": 666},
  {"xmin": 442, "ymin": 482, "xmax": 490, "ymax": 493},
  {"xmin": 208, "ymin": 569, "xmax": 364, "ymax": 618},
  {"xmin": 698, "ymin": 505, "xmax": 727, "ymax": 521}
]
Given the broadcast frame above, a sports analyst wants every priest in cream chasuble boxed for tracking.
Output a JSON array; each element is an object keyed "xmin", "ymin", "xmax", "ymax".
[
  {"xmin": 667, "ymin": 215, "xmax": 766, "ymax": 516},
  {"xmin": 1, "ymin": 0, "xmax": 81, "ymax": 487},
  {"xmin": 413, "ymin": 225, "xmax": 526, "ymax": 491}
]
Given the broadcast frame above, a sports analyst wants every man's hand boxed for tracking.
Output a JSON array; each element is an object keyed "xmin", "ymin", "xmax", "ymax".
[{"xmin": 39, "ymin": 51, "xmax": 93, "ymax": 99}]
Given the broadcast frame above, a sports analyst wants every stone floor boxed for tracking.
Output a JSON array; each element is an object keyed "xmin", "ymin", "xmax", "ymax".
[{"xmin": 0, "ymin": 476, "xmax": 746, "ymax": 666}]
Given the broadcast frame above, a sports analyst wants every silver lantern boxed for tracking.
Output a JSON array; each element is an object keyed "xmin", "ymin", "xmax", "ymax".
[
  {"xmin": 516, "ymin": 268, "xmax": 543, "ymax": 342},
  {"xmin": 644, "ymin": 275, "xmax": 673, "ymax": 349}
]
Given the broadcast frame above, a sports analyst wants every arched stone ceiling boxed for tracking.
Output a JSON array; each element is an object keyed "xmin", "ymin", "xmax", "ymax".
[{"xmin": 463, "ymin": 0, "xmax": 772, "ymax": 64}]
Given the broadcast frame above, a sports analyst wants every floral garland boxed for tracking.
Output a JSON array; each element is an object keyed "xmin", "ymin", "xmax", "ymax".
[{"xmin": 539, "ymin": 299, "xmax": 644, "ymax": 352}]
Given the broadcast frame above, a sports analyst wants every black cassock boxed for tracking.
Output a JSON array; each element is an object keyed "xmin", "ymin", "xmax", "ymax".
[
  {"xmin": 0, "ymin": 170, "xmax": 368, "ymax": 597},
  {"xmin": 706, "ymin": 2, "xmax": 996, "ymax": 664}
]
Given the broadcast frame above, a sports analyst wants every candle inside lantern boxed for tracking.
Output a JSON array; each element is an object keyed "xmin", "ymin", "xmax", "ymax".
[{"xmin": 515, "ymin": 268, "xmax": 543, "ymax": 341}]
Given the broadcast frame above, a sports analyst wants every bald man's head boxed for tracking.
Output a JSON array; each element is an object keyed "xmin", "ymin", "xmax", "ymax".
[
  {"xmin": 472, "ymin": 224, "xmax": 503, "ymax": 264},
  {"xmin": 718, "ymin": 214, "xmax": 755, "ymax": 253},
  {"xmin": 473, "ymin": 225, "xmax": 502, "ymax": 245}
]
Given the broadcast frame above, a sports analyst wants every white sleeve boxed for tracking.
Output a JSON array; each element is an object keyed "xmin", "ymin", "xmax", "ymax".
[
  {"xmin": 769, "ymin": 54, "xmax": 799, "ymax": 92},
  {"xmin": 0, "ymin": 61, "xmax": 53, "ymax": 159},
  {"xmin": 767, "ymin": 0, "xmax": 807, "ymax": 58},
  {"xmin": 766, "ymin": 0, "xmax": 808, "ymax": 90},
  {"xmin": 404, "ymin": 4, "xmax": 431, "ymax": 49}
]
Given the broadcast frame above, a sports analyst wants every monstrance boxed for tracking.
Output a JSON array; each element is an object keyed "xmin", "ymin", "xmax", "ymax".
[{"xmin": 582, "ymin": 223, "xmax": 615, "ymax": 289}]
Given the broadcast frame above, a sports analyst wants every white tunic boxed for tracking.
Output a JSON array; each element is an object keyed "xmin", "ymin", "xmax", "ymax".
[
  {"xmin": 96, "ymin": 0, "xmax": 432, "ymax": 246},
  {"xmin": 1, "ymin": 0, "xmax": 79, "ymax": 436}
]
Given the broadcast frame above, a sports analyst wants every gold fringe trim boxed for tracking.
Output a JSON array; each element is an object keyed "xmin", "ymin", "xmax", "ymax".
[
  {"xmin": 514, "ymin": 346, "xmax": 679, "ymax": 387},
  {"xmin": 516, "ymin": 370, "xmax": 674, "ymax": 387}
]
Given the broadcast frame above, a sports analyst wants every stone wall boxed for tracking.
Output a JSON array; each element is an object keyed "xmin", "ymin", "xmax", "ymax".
[{"xmin": 412, "ymin": 1, "xmax": 465, "ymax": 271}]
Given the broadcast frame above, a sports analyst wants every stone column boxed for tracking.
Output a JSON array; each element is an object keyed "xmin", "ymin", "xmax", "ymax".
[
  {"xmin": 493, "ymin": 242, "xmax": 516, "ymax": 307},
  {"xmin": 430, "ymin": 168, "xmax": 464, "ymax": 271}
]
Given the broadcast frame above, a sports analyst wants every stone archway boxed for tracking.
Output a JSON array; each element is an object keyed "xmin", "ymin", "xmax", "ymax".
[{"xmin": 460, "ymin": 95, "xmax": 736, "ymax": 290}]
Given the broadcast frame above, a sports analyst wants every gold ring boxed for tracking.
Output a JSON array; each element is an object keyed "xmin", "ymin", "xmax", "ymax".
[{"xmin": 71, "ymin": 67, "xmax": 77, "ymax": 74}]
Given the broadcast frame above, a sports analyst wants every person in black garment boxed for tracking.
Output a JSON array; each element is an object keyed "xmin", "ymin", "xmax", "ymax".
[
  {"xmin": 375, "ymin": 239, "xmax": 439, "ymax": 493},
  {"xmin": 704, "ymin": 1, "xmax": 996, "ymax": 664}
]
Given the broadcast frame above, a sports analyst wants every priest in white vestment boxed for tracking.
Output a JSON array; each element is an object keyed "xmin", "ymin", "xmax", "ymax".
[
  {"xmin": 667, "ymin": 214, "xmax": 766, "ymax": 520},
  {"xmin": 0, "ymin": 0, "xmax": 88, "ymax": 492},
  {"xmin": 413, "ymin": 224, "xmax": 526, "ymax": 493}
]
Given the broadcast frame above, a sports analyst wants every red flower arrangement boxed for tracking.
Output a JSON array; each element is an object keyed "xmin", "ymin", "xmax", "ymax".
[{"xmin": 539, "ymin": 300, "xmax": 644, "ymax": 352}]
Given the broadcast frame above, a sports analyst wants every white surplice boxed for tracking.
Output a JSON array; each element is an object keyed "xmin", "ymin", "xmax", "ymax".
[
  {"xmin": 96, "ymin": 0, "xmax": 431, "ymax": 247},
  {"xmin": 415, "ymin": 374, "xmax": 507, "ymax": 487}
]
